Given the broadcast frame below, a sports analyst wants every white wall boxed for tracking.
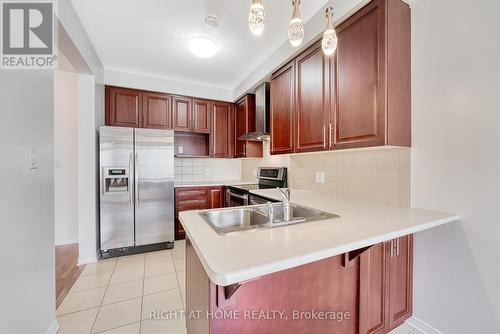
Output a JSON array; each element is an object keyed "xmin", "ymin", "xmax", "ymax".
[
  {"xmin": 0, "ymin": 71, "xmax": 56, "ymax": 333},
  {"xmin": 77, "ymin": 74, "xmax": 99, "ymax": 264},
  {"xmin": 104, "ymin": 68, "xmax": 234, "ymax": 102},
  {"xmin": 410, "ymin": 0, "xmax": 500, "ymax": 332},
  {"xmin": 54, "ymin": 70, "xmax": 79, "ymax": 245}
]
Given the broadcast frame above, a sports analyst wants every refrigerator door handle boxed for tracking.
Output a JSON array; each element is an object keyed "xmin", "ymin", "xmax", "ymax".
[
  {"xmin": 129, "ymin": 153, "xmax": 133, "ymax": 206},
  {"xmin": 135, "ymin": 152, "xmax": 139, "ymax": 207}
]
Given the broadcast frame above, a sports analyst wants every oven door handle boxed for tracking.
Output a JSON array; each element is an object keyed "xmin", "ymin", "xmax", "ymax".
[
  {"xmin": 228, "ymin": 192, "xmax": 249, "ymax": 200},
  {"xmin": 228, "ymin": 191, "xmax": 249, "ymax": 206}
]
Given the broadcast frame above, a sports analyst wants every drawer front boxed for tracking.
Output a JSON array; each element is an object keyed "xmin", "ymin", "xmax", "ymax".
[{"xmin": 176, "ymin": 198, "xmax": 210, "ymax": 210}]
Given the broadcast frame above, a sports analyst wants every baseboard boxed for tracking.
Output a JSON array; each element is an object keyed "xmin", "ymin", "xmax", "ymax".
[
  {"xmin": 46, "ymin": 319, "xmax": 59, "ymax": 334},
  {"xmin": 77, "ymin": 255, "xmax": 98, "ymax": 266},
  {"xmin": 406, "ymin": 316, "xmax": 443, "ymax": 334},
  {"xmin": 55, "ymin": 239, "xmax": 79, "ymax": 246}
]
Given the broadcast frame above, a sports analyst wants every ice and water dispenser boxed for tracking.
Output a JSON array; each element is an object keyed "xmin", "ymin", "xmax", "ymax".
[{"xmin": 103, "ymin": 167, "xmax": 130, "ymax": 194}]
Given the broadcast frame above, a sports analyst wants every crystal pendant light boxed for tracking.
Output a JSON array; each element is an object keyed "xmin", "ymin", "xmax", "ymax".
[
  {"xmin": 248, "ymin": 0, "xmax": 265, "ymax": 36},
  {"xmin": 288, "ymin": 0, "xmax": 304, "ymax": 47},
  {"xmin": 321, "ymin": 7, "xmax": 337, "ymax": 56}
]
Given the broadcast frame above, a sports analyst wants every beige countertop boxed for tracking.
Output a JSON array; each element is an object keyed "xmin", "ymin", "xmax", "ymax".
[
  {"xmin": 179, "ymin": 189, "xmax": 460, "ymax": 286},
  {"xmin": 174, "ymin": 180, "xmax": 256, "ymax": 188}
]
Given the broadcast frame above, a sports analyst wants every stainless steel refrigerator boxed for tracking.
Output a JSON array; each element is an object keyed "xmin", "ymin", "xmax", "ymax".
[{"xmin": 99, "ymin": 126, "xmax": 174, "ymax": 258}]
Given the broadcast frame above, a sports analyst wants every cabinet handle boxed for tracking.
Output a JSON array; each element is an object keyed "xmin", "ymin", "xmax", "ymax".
[
  {"xmin": 390, "ymin": 240, "xmax": 394, "ymax": 258},
  {"xmin": 179, "ymin": 199, "xmax": 207, "ymax": 205},
  {"xmin": 329, "ymin": 124, "xmax": 333, "ymax": 148},
  {"xmin": 396, "ymin": 238, "xmax": 400, "ymax": 256},
  {"xmin": 323, "ymin": 125, "xmax": 326, "ymax": 148},
  {"xmin": 243, "ymin": 143, "xmax": 246, "ymax": 156}
]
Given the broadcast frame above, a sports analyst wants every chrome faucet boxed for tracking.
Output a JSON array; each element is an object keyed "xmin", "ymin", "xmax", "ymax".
[
  {"xmin": 278, "ymin": 188, "xmax": 292, "ymax": 221},
  {"xmin": 266, "ymin": 201, "xmax": 274, "ymax": 226}
]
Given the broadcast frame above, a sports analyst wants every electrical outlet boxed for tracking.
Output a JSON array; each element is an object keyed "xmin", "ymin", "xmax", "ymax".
[
  {"xmin": 178, "ymin": 146, "xmax": 184, "ymax": 154},
  {"xmin": 315, "ymin": 171, "xmax": 325, "ymax": 184},
  {"xmin": 203, "ymin": 168, "xmax": 210, "ymax": 176},
  {"xmin": 253, "ymin": 168, "xmax": 258, "ymax": 177},
  {"xmin": 55, "ymin": 160, "xmax": 64, "ymax": 168}
]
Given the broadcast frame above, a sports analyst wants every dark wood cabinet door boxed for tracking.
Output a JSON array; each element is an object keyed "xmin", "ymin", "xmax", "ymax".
[
  {"xmin": 295, "ymin": 42, "xmax": 330, "ymax": 152},
  {"xmin": 235, "ymin": 95, "xmax": 262, "ymax": 158},
  {"xmin": 388, "ymin": 235, "xmax": 413, "ymax": 330},
  {"xmin": 333, "ymin": 0, "xmax": 386, "ymax": 149},
  {"xmin": 142, "ymin": 92, "xmax": 171, "ymax": 129},
  {"xmin": 106, "ymin": 86, "xmax": 142, "ymax": 128},
  {"xmin": 173, "ymin": 96, "xmax": 192, "ymax": 132},
  {"xmin": 359, "ymin": 243, "xmax": 388, "ymax": 334},
  {"xmin": 210, "ymin": 102, "xmax": 233, "ymax": 158},
  {"xmin": 235, "ymin": 98, "xmax": 248, "ymax": 157},
  {"xmin": 209, "ymin": 187, "xmax": 224, "ymax": 209},
  {"xmin": 192, "ymin": 99, "xmax": 211, "ymax": 134},
  {"xmin": 270, "ymin": 61, "xmax": 295, "ymax": 154}
]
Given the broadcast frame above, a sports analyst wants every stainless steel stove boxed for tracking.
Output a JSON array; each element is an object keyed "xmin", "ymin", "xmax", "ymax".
[{"xmin": 225, "ymin": 167, "xmax": 287, "ymax": 207}]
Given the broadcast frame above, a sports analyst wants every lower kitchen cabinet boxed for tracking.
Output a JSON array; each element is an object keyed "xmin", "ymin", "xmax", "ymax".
[
  {"xmin": 359, "ymin": 235, "xmax": 413, "ymax": 334},
  {"xmin": 174, "ymin": 186, "xmax": 225, "ymax": 240}
]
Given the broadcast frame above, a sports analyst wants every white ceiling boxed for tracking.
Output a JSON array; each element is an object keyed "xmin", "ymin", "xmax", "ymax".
[{"xmin": 70, "ymin": 0, "xmax": 328, "ymax": 90}]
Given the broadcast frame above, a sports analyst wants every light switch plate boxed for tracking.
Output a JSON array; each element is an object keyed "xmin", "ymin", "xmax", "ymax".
[
  {"xmin": 178, "ymin": 146, "xmax": 184, "ymax": 154},
  {"xmin": 203, "ymin": 168, "xmax": 210, "ymax": 176},
  {"xmin": 315, "ymin": 171, "xmax": 325, "ymax": 184},
  {"xmin": 29, "ymin": 147, "xmax": 40, "ymax": 169},
  {"xmin": 55, "ymin": 160, "xmax": 64, "ymax": 168}
]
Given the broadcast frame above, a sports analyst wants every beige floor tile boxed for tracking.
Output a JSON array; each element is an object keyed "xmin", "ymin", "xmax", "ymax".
[
  {"xmin": 93, "ymin": 297, "xmax": 142, "ymax": 333},
  {"xmin": 98, "ymin": 322, "xmax": 140, "ymax": 334},
  {"xmin": 180, "ymin": 289, "xmax": 186, "ymax": 309},
  {"xmin": 81, "ymin": 259, "xmax": 117, "ymax": 276},
  {"xmin": 143, "ymin": 273, "xmax": 178, "ymax": 295},
  {"xmin": 110, "ymin": 267, "xmax": 145, "ymax": 285},
  {"xmin": 70, "ymin": 272, "xmax": 112, "ymax": 293},
  {"xmin": 145, "ymin": 261, "xmax": 175, "ymax": 278},
  {"xmin": 103, "ymin": 280, "xmax": 143, "ymax": 305},
  {"xmin": 145, "ymin": 250, "xmax": 172, "ymax": 263},
  {"xmin": 176, "ymin": 271, "xmax": 185, "ymax": 287},
  {"xmin": 388, "ymin": 323, "xmax": 415, "ymax": 334},
  {"xmin": 56, "ymin": 287, "xmax": 106, "ymax": 316},
  {"xmin": 57, "ymin": 307, "xmax": 99, "ymax": 334},
  {"xmin": 115, "ymin": 258, "xmax": 145, "ymax": 272},
  {"xmin": 142, "ymin": 290, "xmax": 184, "ymax": 320},
  {"xmin": 173, "ymin": 259, "xmax": 185, "ymax": 272},
  {"xmin": 115, "ymin": 254, "xmax": 145, "ymax": 268},
  {"xmin": 171, "ymin": 246, "xmax": 185, "ymax": 261},
  {"xmin": 141, "ymin": 318, "xmax": 187, "ymax": 334}
]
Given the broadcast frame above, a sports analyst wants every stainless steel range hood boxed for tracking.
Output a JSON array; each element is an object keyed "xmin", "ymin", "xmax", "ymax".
[{"xmin": 238, "ymin": 82, "xmax": 270, "ymax": 141}]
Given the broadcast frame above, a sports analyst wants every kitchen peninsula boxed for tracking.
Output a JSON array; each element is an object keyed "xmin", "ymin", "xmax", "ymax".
[{"xmin": 180, "ymin": 189, "xmax": 459, "ymax": 334}]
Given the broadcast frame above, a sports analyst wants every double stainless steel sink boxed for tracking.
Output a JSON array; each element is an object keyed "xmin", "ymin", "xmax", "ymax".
[{"xmin": 198, "ymin": 203, "xmax": 339, "ymax": 235}]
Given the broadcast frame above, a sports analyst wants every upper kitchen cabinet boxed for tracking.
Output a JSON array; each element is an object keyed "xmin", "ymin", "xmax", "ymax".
[
  {"xmin": 106, "ymin": 86, "xmax": 142, "ymax": 128},
  {"xmin": 142, "ymin": 91, "xmax": 171, "ymax": 129},
  {"xmin": 270, "ymin": 61, "xmax": 295, "ymax": 155},
  {"xmin": 172, "ymin": 95, "xmax": 192, "ymax": 132},
  {"xmin": 192, "ymin": 99, "xmax": 211, "ymax": 134},
  {"xmin": 210, "ymin": 102, "xmax": 234, "ymax": 158},
  {"xmin": 295, "ymin": 41, "xmax": 330, "ymax": 153},
  {"xmin": 332, "ymin": 0, "xmax": 410, "ymax": 149},
  {"xmin": 235, "ymin": 94, "xmax": 263, "ymax": 158}
]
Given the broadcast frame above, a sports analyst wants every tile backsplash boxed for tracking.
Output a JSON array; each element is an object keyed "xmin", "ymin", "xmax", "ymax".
[
  {"xmin": 241, "ymin": 142, "xmax": 410, "ymax": 207},
  {"xmin": 175, "ymin": 158, "xmax": 242, "ymax": 183}
]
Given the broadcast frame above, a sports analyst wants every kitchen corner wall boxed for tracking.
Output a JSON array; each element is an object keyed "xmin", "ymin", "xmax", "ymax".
[
  {"xmin": 175, "ymin": 158, "xmax": 242, "ymax": 182},
  {"xmin": 242, "ymin": 142, "xmax": 410, "ymax": 207}
]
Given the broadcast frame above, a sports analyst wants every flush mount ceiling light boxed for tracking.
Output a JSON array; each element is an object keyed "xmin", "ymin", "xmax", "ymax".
[
  {"xmin": 288, "ymin": 0, "xmax": 304, "ymax": 47},
  {"xmin": 248, "ymin": 0, "xmax": 266, "ymax": 36},
  {"xmin": 187, "ymin": 37, "xmax": 219, "ymax": 58},
  {"xmin": 321, "ymin": 6, "xmax": 337, "ymax": 55}
]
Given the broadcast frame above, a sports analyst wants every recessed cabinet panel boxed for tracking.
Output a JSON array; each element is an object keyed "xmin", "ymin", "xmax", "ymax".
[
  {"xmin": 106, "ymin": 86, "xmax": 142, "ymax": 128},
  {"xmin": 270, "ymin": 61, "xmax": 295, "ymax": 155},
  {"xmin": 173, "ymin": 96, "xmax": 192, "ymax": 132},
  {"xmin": 143, "ymin": 92, "xmax": 171, "ymax": 129},
  {"xmin": 210, "ymin": 102, "xmax": 233, "ymax": 158},
  {"xmin": 334, "ymin": 0, "xmax": 386, "ymax": 149},
  {"xmin": 295, "ymin": 43, "xmax": 330, "ymax": 152},
  {"xmin": 192, "ymin": 99, "xmax": 211, "ymax": 134}
]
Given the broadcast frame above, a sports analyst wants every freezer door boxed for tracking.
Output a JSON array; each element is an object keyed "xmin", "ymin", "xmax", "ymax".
[
  {"xmin": 134, "ymin": 128, "xmax": 175, "ymax": 245},
  {"xmin": 99, "ymin": 126, "xmax": 135, "ymax": 250}
]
